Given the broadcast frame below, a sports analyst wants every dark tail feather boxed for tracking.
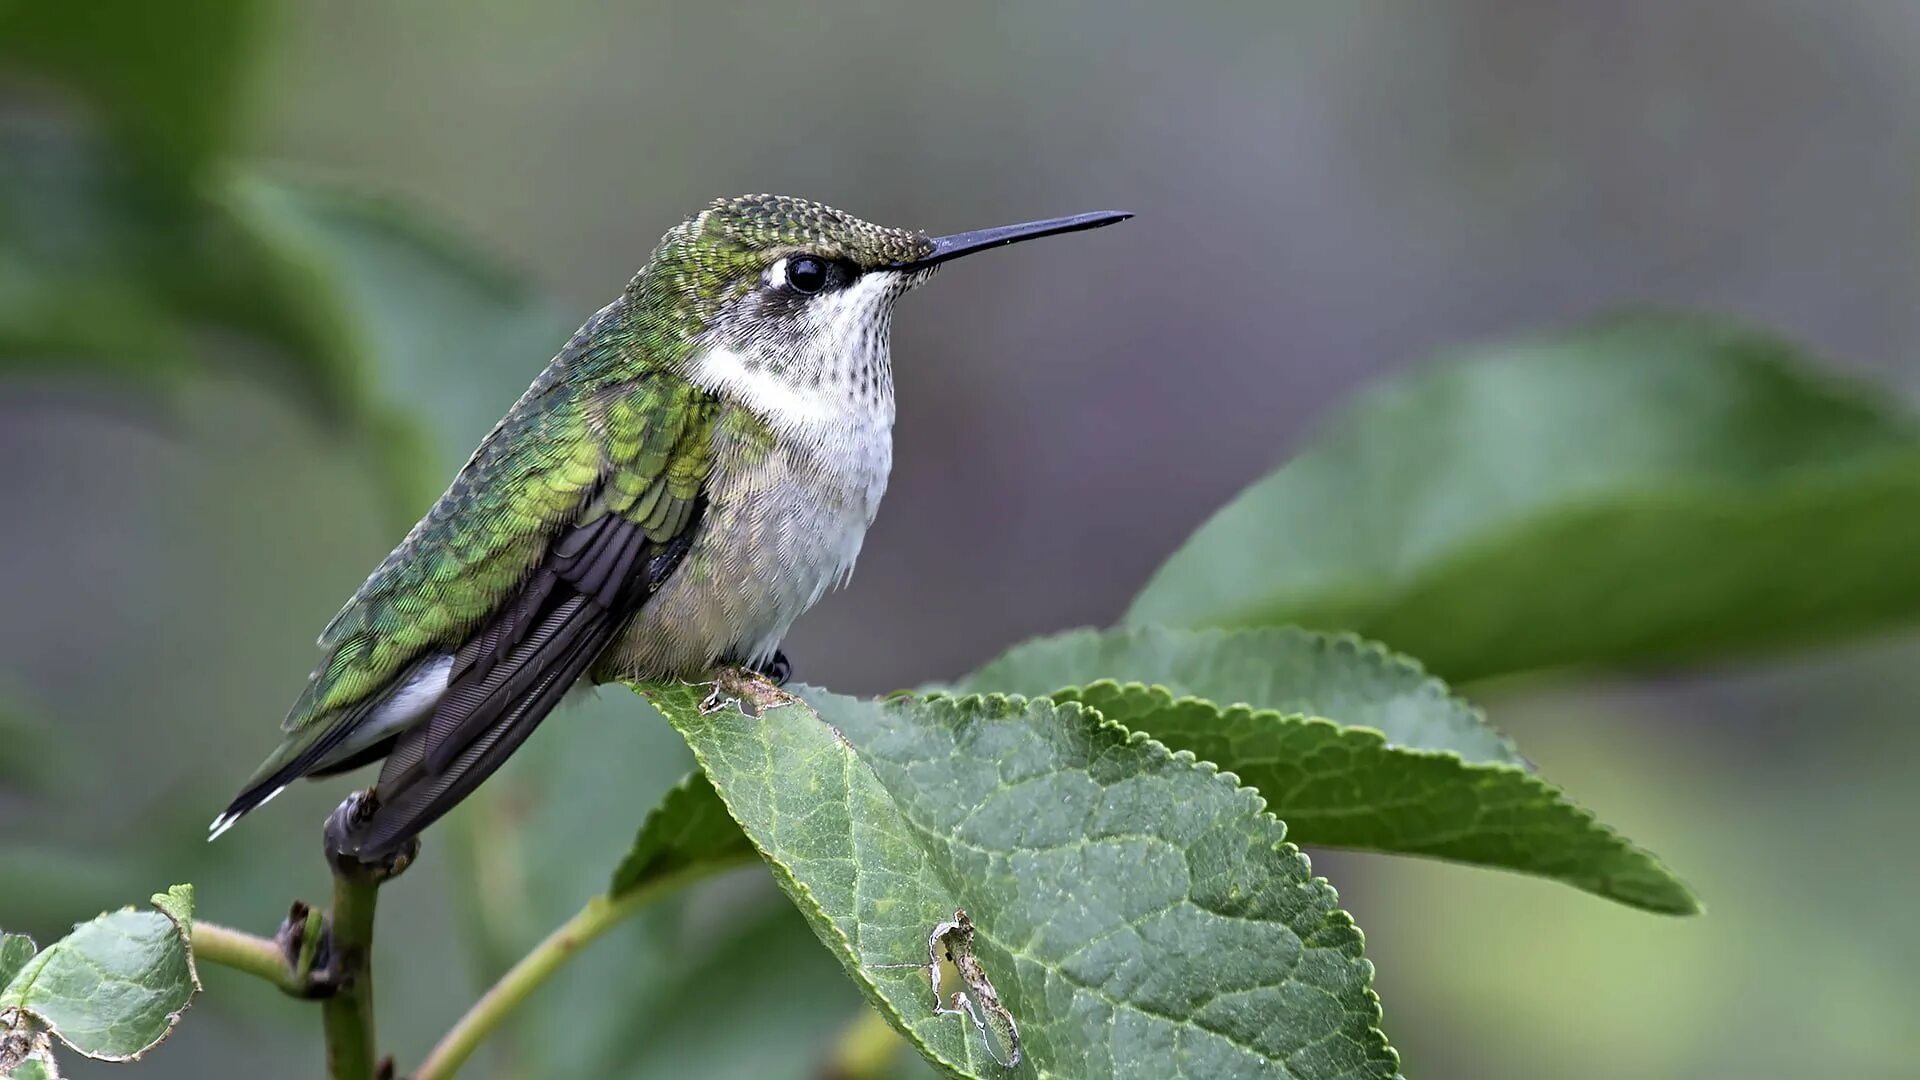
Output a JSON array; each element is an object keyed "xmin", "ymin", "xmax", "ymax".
[
  {"xmin": 347, "ymin": 509, "xmax": 655, "ymax": 858},
  {"xmin": 349, "ymin": 610, "xmax": 613, "ymax": 858},
  {"xmin": 208, "ymin": 686, "xmax": 397, "ymax": 840},
  {"xmin": 230, "ymin": 503, "xmax": 700, "ymax": 854}
]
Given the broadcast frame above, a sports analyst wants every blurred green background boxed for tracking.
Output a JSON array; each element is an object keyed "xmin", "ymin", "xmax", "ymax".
[{"xmin": 4, "ymin": 2, "xmax": 1919, "ymax": 1077}]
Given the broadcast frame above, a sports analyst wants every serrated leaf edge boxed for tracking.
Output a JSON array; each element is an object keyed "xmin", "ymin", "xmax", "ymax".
[
  {"xmin": 1049, "ymin": 683, "xmax": 1701, "ymax": 916},
  {"xmin": 963, "ymin": 624, "xmax": 1529, "ymax": 767},
  {"xmin": 883, "ymin": 690, "xmax": 1400, "ymax": 1078},
  {"xmin": 651, "ymin": 683, "xmax": 1403, "ymax": 1079}
]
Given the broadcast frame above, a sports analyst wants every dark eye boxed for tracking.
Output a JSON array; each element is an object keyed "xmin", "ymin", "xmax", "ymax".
[{"xmin": 785, "ymin": 255, "xmax": 829, "ymax": 295}]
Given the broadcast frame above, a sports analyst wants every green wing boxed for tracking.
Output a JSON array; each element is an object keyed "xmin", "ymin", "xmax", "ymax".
[{"xmin": 217, "ymin": 353, "xmax": 716, "ymax": 848}]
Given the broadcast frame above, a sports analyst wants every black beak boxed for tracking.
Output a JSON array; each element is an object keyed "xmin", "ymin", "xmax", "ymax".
[{"xmin": 889, "ymin": 210, "xmax": 1132, "ymax": 270}]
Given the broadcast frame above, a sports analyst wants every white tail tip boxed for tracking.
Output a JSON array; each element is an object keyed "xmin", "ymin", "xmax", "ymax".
[{"xmin": 206, "ymin": 784, "xmax": 287, "ymax": 841}]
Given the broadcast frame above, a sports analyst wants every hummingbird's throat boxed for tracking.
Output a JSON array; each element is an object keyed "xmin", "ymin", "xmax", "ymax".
[{"xmin": 690, "ymin": 269, "xmax": 912, "ymax": 436}]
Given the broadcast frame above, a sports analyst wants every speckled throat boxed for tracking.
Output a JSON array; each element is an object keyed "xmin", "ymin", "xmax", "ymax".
[{"xmin": 591, "ymin": 266, "xmax": 930, "ymax": 678}]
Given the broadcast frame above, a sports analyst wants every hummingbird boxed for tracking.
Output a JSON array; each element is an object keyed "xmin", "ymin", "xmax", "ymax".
[{"xmin": 211, "ymin": 195, "xmax": 1129, "ymax": 858}]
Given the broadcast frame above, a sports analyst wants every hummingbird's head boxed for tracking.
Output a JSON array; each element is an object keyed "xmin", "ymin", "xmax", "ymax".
[{"xmin": 629, "ymin": 195, "xmax": 1127, "ymax": 432}]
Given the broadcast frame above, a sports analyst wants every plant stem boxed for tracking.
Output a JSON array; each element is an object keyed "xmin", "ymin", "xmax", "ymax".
[
  {"xmin": 192, "ymin": 921, "xmax": 302, "ymax": 994},
  {"xmin": 412, "ymin": 861, "xmax": 746, "ymax": 1080},
  {"xmin": 322, "ymin": 870, "xmax": 381, "ymax": 1080},
  {"xmin": 318, "ymin": 790, "xmax": 411, "ymax": 1080}
]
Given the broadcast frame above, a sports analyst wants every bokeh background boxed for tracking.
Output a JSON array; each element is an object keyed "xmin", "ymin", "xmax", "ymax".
[{"xmin": 5, "ymin": 2, "xmax": 1919, "ymax": 1077}]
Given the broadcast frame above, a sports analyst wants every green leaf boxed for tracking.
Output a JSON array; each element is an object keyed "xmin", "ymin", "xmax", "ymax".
[
  {"xmin": 438, "ymin": 691, "xmax": 700, "ymax": 1078},
  {"xmin": 0, "ymin": 885, "xmax": 197, "ymax": 1062},
  {"xmin": 610, "ymin": 771, "xmax": 757, "ymax": 896},
  {"xmin": 0, "ymin": 0, "xmax": 262, "ymax": 186},
  {"xmin": 959, "ymin": 626, "xmax": 1524, "ymax": 765},
  {"xmin": 642, "ymin": 680, "xmax": 1399, "ymax": 1079},
  {"xmin": 572, "ymin": 890, "xmax": 880, "ymax": 1080},
  {"xmin": 959, "ymin": 627, "xmax": 1697, "ymax": 914},
  {"xmin": 0, "ymin": 936, "xmax": 36, "ymax": 990},
  {"xmin": 1128, "ymin": 314, "xmax": 1920, "ymax": 682}
]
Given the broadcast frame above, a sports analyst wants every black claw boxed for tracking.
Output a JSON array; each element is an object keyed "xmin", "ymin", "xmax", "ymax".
[{"xmin": 756, "ymin": 649, "xmax": 792, "ymax": 686}]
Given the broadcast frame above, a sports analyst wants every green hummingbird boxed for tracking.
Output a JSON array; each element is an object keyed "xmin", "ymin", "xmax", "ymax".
[{"xmin": 212, "ymin": 195, "xmax": 1129, "ymax": 857}]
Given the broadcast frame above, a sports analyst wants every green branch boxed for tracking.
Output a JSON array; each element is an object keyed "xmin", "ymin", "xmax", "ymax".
[
  {"xmin": 321, "ymin": 871, "xmax": 381, "ymax": 1080},
  {"xmin": 412, "ymin": 859, "xmax": 748, "ymax": 1080},
  {"xmin": 318, "ymin": 790, "xmax": 416, "ymax": 1080},
  {"xmin": 191, "ymin": 921, "xmax": 303, "ymax": 994}
]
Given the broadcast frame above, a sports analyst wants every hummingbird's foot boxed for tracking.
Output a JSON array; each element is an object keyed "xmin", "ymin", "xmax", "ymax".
[
  {"xmin": 700, "ymin": 665, "xmax": 795, "ymax": 717},
  {"xmin": 322, "ymin": 789, "xmax": 419, "ymax": 884},
  {"xmin": 753, "ymin": 649, "xmax": 793, "ymax": 686}
]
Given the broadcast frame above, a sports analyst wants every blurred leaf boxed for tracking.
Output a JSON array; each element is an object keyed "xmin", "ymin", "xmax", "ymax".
[
  {"xmin": 642, "ymin": 681, "xmax": 1399, "ymax": 1079},
  {"xmin": 611, "ymin": 771, "xmax": 755, "ymax": 896},
  {"xmin": 438, "ymin": 691, "xmax": 696, "ymax": 1077},
  {"xmin": 0, "ymin": 141, "xmax": 558, "ymax": 522},
  {"xmin": 226, "ymin": 175, "xmax": 569, "ymax": 514},
  {"xmin": 958, "ymin": 627, "xmax": 1697, "ymax": 913},
  {"xmin": 0, "ymin": 707, "xmax": 52, "ymax": 793},
  {"xmin": 0, "ymin": 0, "xmax": 262, "ymax": 186},
  {"xmin": 1129, "ymin": 314, "xmax": 1920, "ymax": 682},
  {"xmin": 0, "ymin": 127, "xmax": 378, "ymax": 419},
  {"xmin": 0, "ymin": 885, "xmax": 196, "ymax": 1062},
  {"xmin": 582, "ymin": 886, "xmax": 880, "ymax": 1080}
]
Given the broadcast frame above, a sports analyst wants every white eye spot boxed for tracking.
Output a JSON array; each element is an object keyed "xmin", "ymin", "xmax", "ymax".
[{"xmin": 765, "ymin": 257, "xmax": 791, "ymax": 291}]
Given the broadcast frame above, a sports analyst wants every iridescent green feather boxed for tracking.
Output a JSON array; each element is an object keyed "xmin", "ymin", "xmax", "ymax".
[{"xmin": 241, "ymin": 333, "xmax": 714, "ymax": 786}]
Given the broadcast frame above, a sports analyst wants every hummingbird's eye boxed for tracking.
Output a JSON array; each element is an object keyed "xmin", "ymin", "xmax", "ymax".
[{"xmin": 778, "ymin": 255, "xmax": 831, "ymax": 295}]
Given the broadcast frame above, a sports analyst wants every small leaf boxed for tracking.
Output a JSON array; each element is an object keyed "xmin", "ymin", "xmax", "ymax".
[
  {"xmin": 0, "ymin": 885, "xmax": 197, "ymax": 1062},
  {"xmin": 642, "ymin": 681, "xmax": 1399, "ymax": 1080},
  {"xmin": 960, "ymin": 627, "xmax": 1697, "ymax": 914},
  {"xmin": 609, "ymin": 771, "xmax": 756, "ymax": 896},
  {"xmin": 11, "ymin": 1050, "xmax": 64, "ymax": 1080},
  {"xmin": 148, "ymin": 885, "xmax": 193, "ymax": 936},
  {"xmin": 0, "ymin": 936, "xmax": 37, "ymax": 990},
  {"xmin": 1129, "ymin": 314, "xmax": 1920, "ymax": 682}
]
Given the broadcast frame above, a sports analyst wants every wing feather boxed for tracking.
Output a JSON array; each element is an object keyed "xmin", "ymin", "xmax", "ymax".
[{"xmin": 215, "ymin": 344, "xmax": 718, "ymax": 843}]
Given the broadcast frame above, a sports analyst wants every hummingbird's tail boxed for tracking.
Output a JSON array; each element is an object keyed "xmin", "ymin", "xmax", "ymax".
[
  {"xmin": 207, "ymin": 785, "xmax": 286, "ymax": 842},
  {"xmin": 208, "ymin": 653, "xmax": 453, "ymax": 841},
  {"xmin": 347, "ymin": 509, "xmax": 697, "ymax": 859},
  {"xmin": 209, "ymin": 502, "xmax": 699, "ymax": 856}
]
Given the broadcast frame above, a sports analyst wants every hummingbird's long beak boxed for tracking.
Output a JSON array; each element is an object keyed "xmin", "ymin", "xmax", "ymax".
[{"xmin": 891, "ymin": 210, "xmax": 1132, "ymax": 270}]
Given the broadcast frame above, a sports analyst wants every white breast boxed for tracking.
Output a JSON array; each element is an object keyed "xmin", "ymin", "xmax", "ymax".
[{"xmin": 612, "ymin": 271, "xmax": 906, "ymax": 675}]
